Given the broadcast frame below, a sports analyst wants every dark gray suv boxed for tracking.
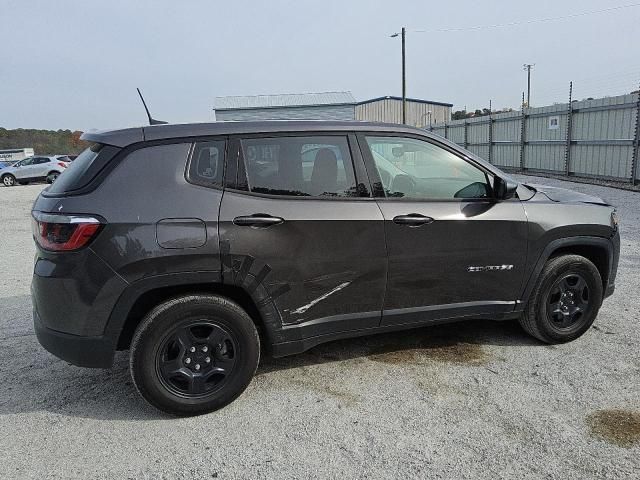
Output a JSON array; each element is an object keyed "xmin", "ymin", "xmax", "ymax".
[{"xmin": 31, "ymin": 121, "xmax": 620, "ymax": 415}]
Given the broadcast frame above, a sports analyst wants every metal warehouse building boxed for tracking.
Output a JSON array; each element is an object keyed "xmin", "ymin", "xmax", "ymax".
[
  {"xmin": 356, "ymin": 96, "xmax": 453, "ymax": 128},
  {"xmin": 213, "ymin": 92, "xmax": 356, "ymax": 121}
]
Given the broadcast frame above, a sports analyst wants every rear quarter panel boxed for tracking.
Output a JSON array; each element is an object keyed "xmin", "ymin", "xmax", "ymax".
[{"xmin": 36, "ymin": 142, "xmax": 223, "ymax": 283}]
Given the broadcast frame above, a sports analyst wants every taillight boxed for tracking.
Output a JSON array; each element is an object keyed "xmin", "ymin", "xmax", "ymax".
[
  {"xmin": 58, "ymin": 162, "xmax": 67, "ymax": 168},
  {"xmin": 31, "ymin": 212, "xmax": 103, "ymax": 251}
]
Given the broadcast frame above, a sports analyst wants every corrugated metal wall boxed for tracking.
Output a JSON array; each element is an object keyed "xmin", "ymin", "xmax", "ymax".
[
  {"xmin": 215, "ymin": 104, "xmax": 355, "ymax": 121},
  {"xmin": 492, "ymin": 112, "xmax": 521, "ymax": 168},
  {"xmin": 429, "ymin": 93, "xmax": 640, "ymax": 184},
  {"xmin": 355, "ymin": 98, "xmax": 451, "ymax": 127}
]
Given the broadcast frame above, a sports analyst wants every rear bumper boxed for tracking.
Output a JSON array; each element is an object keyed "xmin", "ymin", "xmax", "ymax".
[
  {"xmin": 31, "ymin": 247, "xmax": 128, "ymax": 336},
  {"xmin": 31, "ymin": 246, "xmax": 125, "ymax": 368},
  {"xmin": 34, "ymin": 310, "xmax": 116, "ymax": 368}
]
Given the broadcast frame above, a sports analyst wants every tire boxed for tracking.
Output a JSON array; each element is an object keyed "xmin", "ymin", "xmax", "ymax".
[
  {"xmin": 2, "ymin": 174, "xmax": 16, "ymax": 187},
  {"xmin": 130, "ymin": 294, "xmax": 260, "ymax": 416},
  {"xmin": 519, "ymin": 254, "xmax": 603, "ymax": 344},
  {"xmin": 46, "ymin": 171, "xmax": 60, "ymax": 184}
]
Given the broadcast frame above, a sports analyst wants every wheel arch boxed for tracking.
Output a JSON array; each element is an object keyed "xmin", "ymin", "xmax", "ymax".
[
  {"xmin": 109, "ymin": 274, "xmax": 280, "ymax": 353},
  {"xmin": 520, "ymin": 236, "xmax": 614, "ymax": 305}
]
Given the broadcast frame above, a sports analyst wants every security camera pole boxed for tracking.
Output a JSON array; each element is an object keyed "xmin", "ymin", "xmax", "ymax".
[{"xmin": 391, "ymin": 27, "xmax": 407, "ymax": 124}]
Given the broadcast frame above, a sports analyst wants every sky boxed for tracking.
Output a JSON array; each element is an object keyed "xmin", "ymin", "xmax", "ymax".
[{"xmin": 1, "ymin": 0, "xmax": 639, "ymax": 131}]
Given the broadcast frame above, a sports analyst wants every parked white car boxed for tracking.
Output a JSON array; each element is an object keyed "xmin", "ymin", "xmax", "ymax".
[{"xmin": 1, "ymin": 156, "xmax": 69, "ymax": 186}]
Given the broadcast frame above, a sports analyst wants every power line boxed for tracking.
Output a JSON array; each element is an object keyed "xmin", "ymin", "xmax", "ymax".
[{"xmin": 411, "ymin": 3, "xmax": 640, "ymax": 34}]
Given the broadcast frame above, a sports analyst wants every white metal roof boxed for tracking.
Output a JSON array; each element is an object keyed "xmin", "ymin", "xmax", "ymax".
[{"xmin": 214, "ymin": 91, "xmax": 356, "ymax": 110}]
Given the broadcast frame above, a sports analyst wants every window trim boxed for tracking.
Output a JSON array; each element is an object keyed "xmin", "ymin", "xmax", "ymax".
[
  {"xmin": 356, "ymin": 131, "xmax": 499, "ymax": 203},
  {"xmin": 223, "ymin": 131, "xmax": 374, "ymax": 201}
]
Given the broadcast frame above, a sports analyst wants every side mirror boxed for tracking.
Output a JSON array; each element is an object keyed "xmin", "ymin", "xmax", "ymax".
[{"xmin": 494, "ymin": 176, "xmax": 518, "ymax": 200}]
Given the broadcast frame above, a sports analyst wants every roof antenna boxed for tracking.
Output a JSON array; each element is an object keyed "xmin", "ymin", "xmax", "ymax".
[{"xmin": 136, "ymin": 88, "xmax": 168, "ymax": 125}]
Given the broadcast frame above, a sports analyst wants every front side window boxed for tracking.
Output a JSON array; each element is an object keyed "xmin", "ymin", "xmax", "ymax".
[
  {"xmin": 365, "ymin": 136, "xmax": 491, "ymax": 200},
  {"xmin": 187, "ymin": 140, "xmax": 225, "ymax": 188},
  {"xmin": 240, "ymin": 135, "xmax": 358, "ymax": 197}
]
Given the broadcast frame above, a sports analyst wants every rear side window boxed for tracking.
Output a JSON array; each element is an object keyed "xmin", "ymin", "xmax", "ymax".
[
  {"xmin": 187, "ymin": 140, "xmax": 225, "ymax": 188},
  {"xmin": 239, "ymin": 135, "xmax": 358, "ymax": 197},
  {"xmin": 46, "ymin": 143, "xmax": 121, "ymax": 195}
]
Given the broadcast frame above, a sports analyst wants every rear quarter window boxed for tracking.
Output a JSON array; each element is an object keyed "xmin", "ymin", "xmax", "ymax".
[
  {"xmin": 45, "ymin": 143, "xmax": 121, "ymax": 195},
  {"xmin": 186, "ymin": 140, "xmax": 225, "ymax": 188}
]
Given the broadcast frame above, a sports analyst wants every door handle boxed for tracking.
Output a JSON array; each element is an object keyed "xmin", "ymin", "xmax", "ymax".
[
  {"xmin": 393, "ymin": 214, "xmax": 434, "ymax": 226},
  {"xmin": 233, "ymin": 214, "xmax": 284, "ymax": 227}
]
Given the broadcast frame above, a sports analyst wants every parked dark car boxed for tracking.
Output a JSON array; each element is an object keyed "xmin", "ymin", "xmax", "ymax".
[{"xmin": 31, "ymin": 121, "xmax": 620, "ymax": 415}]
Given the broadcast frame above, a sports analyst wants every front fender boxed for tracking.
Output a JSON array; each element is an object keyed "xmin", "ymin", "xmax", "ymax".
[{"xmin": 519, "ymin": 234, "xmax": 618, "ymax": 306}]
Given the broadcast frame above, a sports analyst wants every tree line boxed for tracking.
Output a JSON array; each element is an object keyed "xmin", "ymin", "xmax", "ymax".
[
  {"xmin": 0, "ymin": 128, "xmax": 89, "ymax": 155},
  {"xmin": 451, "ymin": 108, "xmax": 516, "ymax": 120}
]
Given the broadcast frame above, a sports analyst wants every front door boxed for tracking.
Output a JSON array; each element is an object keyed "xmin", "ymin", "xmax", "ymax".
[
  {"xmin": 218, "ymin": 133, "xmax": 387, "ymax": 339},
  {"xmin": 358, "ymin": 133, "xmax": 528, "ymax": 326},
  {"xmin": 13, "ymin": 157, "xmax": 36, "ymax": 179}
]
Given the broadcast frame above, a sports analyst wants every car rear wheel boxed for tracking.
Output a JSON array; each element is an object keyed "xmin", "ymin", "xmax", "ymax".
[
  {"xmin": 519, "ymin": 254, "xmax": 603, "ymax": 343},
  {"xmin": 2, "ymin": 174, "xmax": 16, "ymax": 187},
  {"xmin": 130, "ymin": 294, "xmax": 260, "ymax": 416},
  {"xmin": 46, "ymin": 172, "xmax": 60, "ymax": 183}
]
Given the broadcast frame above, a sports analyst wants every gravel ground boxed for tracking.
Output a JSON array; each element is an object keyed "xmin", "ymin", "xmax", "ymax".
[{"xmin": 0, "ymin": 176, "xmax": 638, "ymax": 479}]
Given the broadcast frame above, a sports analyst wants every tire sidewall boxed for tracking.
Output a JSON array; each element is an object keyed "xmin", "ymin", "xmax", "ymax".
[
  {"xmin": 130, "ymin": 296, "xmax": 260, "ymax": 415},
  {"xmin": 532, "ymin": 257, "xmax": 603, "ymax": 342}
]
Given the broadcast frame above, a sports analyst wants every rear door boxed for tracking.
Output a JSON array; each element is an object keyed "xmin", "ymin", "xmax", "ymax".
[
  {"xmin": 218, "ymin": 132, "xmax": 387, "ymax": 339},
  {"xmin": 31, "ymin": 157, "xmax": 52, "ymax": 178},
  {"xmin": 358, "ymin": 133, "xmax": 528, "ymax": 326}
]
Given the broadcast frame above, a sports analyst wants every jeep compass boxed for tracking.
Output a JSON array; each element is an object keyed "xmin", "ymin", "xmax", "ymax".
[{"xmin": 31, "ymin": 121, "xmax": 620, "ymax": 415}]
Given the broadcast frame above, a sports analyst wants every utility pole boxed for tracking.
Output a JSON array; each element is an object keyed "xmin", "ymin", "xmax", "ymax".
[
  {"xmin": 391, "ymin": 27, "xmax": 407, "ymax": 124},
  {"xmin": 401, "ymin": 27, "xmax": 406, "ymax": 124},
  {"xmin": 523, "ymin": 64, "xmax": 534, "ymax": 107}
]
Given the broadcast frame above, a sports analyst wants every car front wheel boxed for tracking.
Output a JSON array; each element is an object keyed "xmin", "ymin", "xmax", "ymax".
[
  {"xmin": 130, "ymin": 294, "xmax": 260, "ymax": 416},
  {"xmin": 519, "ymin": 254, "xmax": 603, "ymax": 343},
  {"xmin": 2, "ymin": 174, "xmax": 16, "ymax": 187}
]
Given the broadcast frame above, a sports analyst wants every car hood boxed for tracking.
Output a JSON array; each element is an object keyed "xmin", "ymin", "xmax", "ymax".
[{"xmin": 525, "ymin": 183, "xmax": 610, "ymax": 206}]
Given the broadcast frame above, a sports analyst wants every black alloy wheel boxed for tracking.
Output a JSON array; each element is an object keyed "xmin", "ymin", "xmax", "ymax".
[
  {"xmin": 156, "ymin": 321, "xmax": 237, "ymax": 397},
  {"xmin": 518, "ymin": 254, "xmax": 603, "ymax": 344},
  {"xmin": 130, "ymin": 294, "xmax": 260, "ymax": 416},
  {"xmin": 546, "ymin": 273, "xmax": 591, "ymax": 330}
]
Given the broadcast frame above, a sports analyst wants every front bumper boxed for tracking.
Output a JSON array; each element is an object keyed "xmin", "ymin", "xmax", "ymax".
[
  {"xmin": 34, "ymin": 310, "xmax": 116, "ymax": 368},
  {"xmin": 604, "ymin": 230, "xmax": 620, "ymax": 299}
]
